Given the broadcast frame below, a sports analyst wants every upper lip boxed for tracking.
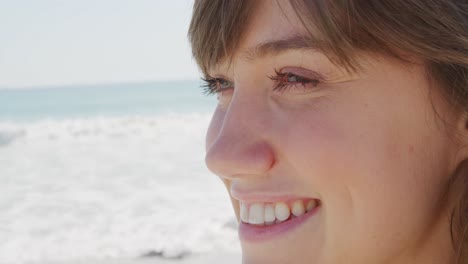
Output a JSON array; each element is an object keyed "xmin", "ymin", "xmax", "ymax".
[{"xmin": 230, "ymin": 187, "xmax": 319, "ymax": 203}]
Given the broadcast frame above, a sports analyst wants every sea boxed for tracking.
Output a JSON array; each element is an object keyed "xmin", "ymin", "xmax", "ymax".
[{"xmin": 0, "ymin": 81, "xmax": 241, "ymax": 263}]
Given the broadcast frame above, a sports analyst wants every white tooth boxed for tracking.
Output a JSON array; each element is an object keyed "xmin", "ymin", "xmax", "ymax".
[
  {"xmin": 249, "ymin": 203, "xmax": 265, "ymax": 224},
  {"xmin": 240, "ymin": 203, "xmax": 249, "ymax": 223},
  {"xmin": 291, "ymin": 200, "xmax": 305, "ymax": 217},
  {"xmin": 306, "ymin": 200, "xmax": 317, "ymax": 212},
  {"xmin": 275, "ymin": 202, "xmax": 290, "ymax": 222},
  {"xmin": 264, "ymin": 204, "xmax": 276, "ymax": 223}
]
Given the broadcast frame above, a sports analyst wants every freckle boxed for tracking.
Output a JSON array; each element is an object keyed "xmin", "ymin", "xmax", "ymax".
[{"xmin": 409, "ymin": 145, "xmax": 414, "ymax": 153}]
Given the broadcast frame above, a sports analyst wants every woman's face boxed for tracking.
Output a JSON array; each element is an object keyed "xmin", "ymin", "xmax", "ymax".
[{"xmin": 204, "ymin": 1, "xmax": 460, "ymax": 263}]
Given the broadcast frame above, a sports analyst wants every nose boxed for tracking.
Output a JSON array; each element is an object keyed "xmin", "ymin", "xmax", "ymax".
[{"xmin": 205, "ymin": 92, "xmax": 276, "ymax": 180}]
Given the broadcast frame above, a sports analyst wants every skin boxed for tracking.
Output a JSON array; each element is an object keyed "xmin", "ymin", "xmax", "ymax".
[{"xmin": 203, "ymin": 1, "xmax": 468, "ymax": 263}]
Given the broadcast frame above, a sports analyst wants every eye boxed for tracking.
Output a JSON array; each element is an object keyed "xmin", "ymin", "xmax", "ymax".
[
  {"xmin": 200, "ymin": 76, "xmax": 233, "ymax": 96},
  {"xmin": 269, "ymin": 68, "xmax": 321, "ymax": 93}
]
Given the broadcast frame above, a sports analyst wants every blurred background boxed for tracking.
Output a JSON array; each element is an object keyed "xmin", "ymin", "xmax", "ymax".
[{"xmin": 0, "ymin": 1, "xmax": 240, "ymax": 263}]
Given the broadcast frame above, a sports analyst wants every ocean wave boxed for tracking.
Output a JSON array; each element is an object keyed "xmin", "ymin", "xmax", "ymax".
[
  {"xmin": 0, "ymin": 113, "xmax": 240, "ymax": 264},
  {"xmin": 0, "ymin": 112, "xmax": 211, "ymax": 142}
]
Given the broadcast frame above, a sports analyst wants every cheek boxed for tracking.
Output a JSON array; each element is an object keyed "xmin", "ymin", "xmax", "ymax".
[{"xmin": 280, "ymin": 93, "xmax": 451, "ymax": 258}]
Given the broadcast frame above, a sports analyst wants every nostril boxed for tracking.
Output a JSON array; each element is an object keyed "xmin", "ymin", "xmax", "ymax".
[{"xmin": 252, "ymin": 142, "xmax": 276, "ymax": 171}]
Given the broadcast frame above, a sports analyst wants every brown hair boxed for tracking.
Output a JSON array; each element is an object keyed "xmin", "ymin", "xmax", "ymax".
[{"xmin": 188, "ymin": 0, "xmax": 468, "ymax": 262}]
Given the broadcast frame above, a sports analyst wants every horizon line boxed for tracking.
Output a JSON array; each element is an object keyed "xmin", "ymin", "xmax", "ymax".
[{"xmin": 0, "ymin": 78, "xmax": 202, "ymax": 91}]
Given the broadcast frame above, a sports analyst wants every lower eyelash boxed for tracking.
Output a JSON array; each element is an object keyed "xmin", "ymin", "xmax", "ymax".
[{"xmin": 272, "ymin": 81, "xmax": 310, "ymax": 93}]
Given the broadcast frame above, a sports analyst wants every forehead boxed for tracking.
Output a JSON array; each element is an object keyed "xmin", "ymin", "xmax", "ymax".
[
  {"xmin": 206, "ymin": 0, "xmax": 364, "ymax": 75},
  {"xmin": 236, "ymin": 0, "xmax": 308, "ymax": 56}
]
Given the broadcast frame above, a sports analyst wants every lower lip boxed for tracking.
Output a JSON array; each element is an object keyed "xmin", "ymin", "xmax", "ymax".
[{"xmin": 238, "ymin": 205, "xmax": 320, "ymax": 242}]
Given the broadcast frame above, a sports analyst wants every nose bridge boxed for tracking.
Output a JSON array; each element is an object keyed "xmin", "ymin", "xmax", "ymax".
[
  {"xmin": 205, "ymin": 90, "xmax": 275, "ymax": 179},
  {"xmin": 223, "ymin": 92, "xmax": 265, "ymax": 139}
]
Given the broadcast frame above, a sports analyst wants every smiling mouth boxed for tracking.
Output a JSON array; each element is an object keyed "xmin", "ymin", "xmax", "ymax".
[
  {"xmin": 240, "ymin": 199, "xmax": 320, "ymax": 226},
  {"xmin": 237, "ymin": 198, "xmax": 321, "ymax": 242}
]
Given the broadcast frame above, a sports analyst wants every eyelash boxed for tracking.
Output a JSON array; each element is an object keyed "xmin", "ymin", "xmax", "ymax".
[
  {"xmin": 269, "ymin": 69, "xmax": 321, "ymax": 93},
  {"xmin": 200, "ymin": 69, "xmax": 321, "ymax": 96},
  {"xmin": 200, "ymin": 77, "xmax": 232, "ymax": 96}
]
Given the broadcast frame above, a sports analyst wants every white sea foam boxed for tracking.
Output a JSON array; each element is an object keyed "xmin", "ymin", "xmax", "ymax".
[{"xmin": 0, "ymin": 113, "xmax": 240, "ymax": 263}]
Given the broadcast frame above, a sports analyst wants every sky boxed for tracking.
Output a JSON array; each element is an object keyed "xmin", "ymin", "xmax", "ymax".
[{"xmin": 0, "ymin": 0, "xmax": 200, "ymax": 89}]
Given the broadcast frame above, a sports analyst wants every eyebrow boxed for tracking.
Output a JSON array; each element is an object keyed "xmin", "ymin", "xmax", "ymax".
[{"xmin": 241, "ymin": 35, "xmax": 322, "ymax": 61}]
